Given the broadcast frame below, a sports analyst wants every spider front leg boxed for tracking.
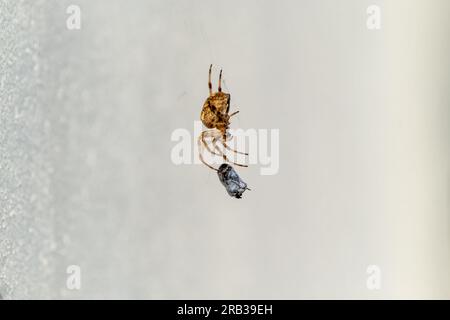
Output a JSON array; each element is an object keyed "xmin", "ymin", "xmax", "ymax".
[
  {"xmin": 200, "ymin": 131, "xmax": 221, "ymax": 157},
  {"xmin": 221, "ymin": 128, "xmax": 249, "ymax": 156},
  {"xmin": 214, "ymin": 136, "xmax": 248, "ymax": 168},
  {"xmin": 198, "ymin": 134, "xmax": 218, "ymax": 171},
  {"xmin": 218, "ymin": 69, "xmax": 222, "ymax": 92},
  {"xmin": 223, "ymin": 110, "xmax": 248, "ymax": 155},
  {"xmin": 221, "ymin": 140, "xmax": 248, "ymax": 156},
  {"xmin": 208, "ymin": 64, "xmax": 213, "ymax": 96}
]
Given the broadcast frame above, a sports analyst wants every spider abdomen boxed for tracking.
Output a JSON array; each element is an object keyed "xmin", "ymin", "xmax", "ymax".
[
  {"xmin": 200, "ymin": 109, "xmax": 226, "ymax": 129},
  {"xmin": 200, "ymin": 92, "xmax": 230, "ymax": 127}
]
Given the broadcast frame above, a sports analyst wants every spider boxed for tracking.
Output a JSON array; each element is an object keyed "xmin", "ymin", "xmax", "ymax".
[{"xmin": 197, "ymin": 64, "xmax": 248, "ymax": 171}]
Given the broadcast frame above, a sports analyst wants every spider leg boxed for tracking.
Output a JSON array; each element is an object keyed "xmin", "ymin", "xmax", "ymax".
[
  {"xmin": 201, "ymin": 131, "xmax": 221, "ymax": 156},
  {"xmin": 222, "ymin": 152, "xmax": 248, "ymax": 168},
  {"xmin": 198, "ymin": 134, "xmax": 218, "ymax": 171},
  {"xmin": 212, "ymin": 136, "xmax": 246, "ymax": 158},
  {"xmin": 212, "ymin": 138, "xmax": 222, "ymax": 155},
  {"xmin": 220, "ymin": 129, "xmax": 248, "ymax": 156},
  {"xmin": 229, "ymin": 110, "xmax": 239, "ymax": 117},
  {"xmin": 222, "ymin": 140, "xmax": 248, "ymax": 156},
  {"xmin": 208, "ymin": 64, "xmax": 213, "ymax": 96},
  {"xmin": 215, "ymin": 137, "xmax": 248, "ymax": 168},
  {"xmin": 211, "ymin": 137, "xmax": 222, "ymax": 154},
  {"xmin": 218, "ymin": 69, "xmax": 222, "ymax": 92}
]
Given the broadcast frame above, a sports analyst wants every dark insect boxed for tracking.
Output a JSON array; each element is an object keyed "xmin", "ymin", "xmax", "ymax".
[{"xmin": 217, "ymin": 164, "xmax": 250, "ymax": 199}]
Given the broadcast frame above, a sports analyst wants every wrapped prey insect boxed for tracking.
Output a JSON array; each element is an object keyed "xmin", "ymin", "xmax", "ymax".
[{"xmin": 217, "ymin": 164, "xmax": 250, "ymax": 199}]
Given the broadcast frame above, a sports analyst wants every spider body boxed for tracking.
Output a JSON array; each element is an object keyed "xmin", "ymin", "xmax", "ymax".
[
  {"xmin": 197, "ymin": 65, "xmax": 248, "ymax": 172},
  {"xmin": 200, "ymin": 92, "xmax": 230, "ymax": 131}
]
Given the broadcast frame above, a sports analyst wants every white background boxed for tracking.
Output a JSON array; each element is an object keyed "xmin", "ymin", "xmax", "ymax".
[{"xmin": 0, "ymin": 0, "xmax": 449, "ymax": 299}]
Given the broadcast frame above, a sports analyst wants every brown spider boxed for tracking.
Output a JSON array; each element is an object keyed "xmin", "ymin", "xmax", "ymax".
[{"xmin": 197, "ymin": 64, "xmax": 248, "ymax": 171}]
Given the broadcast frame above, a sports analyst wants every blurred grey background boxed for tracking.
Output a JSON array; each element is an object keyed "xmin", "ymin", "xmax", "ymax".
[{"xmin": 0, "ymin": 0, "xmax": 449, "ymax": 299}]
